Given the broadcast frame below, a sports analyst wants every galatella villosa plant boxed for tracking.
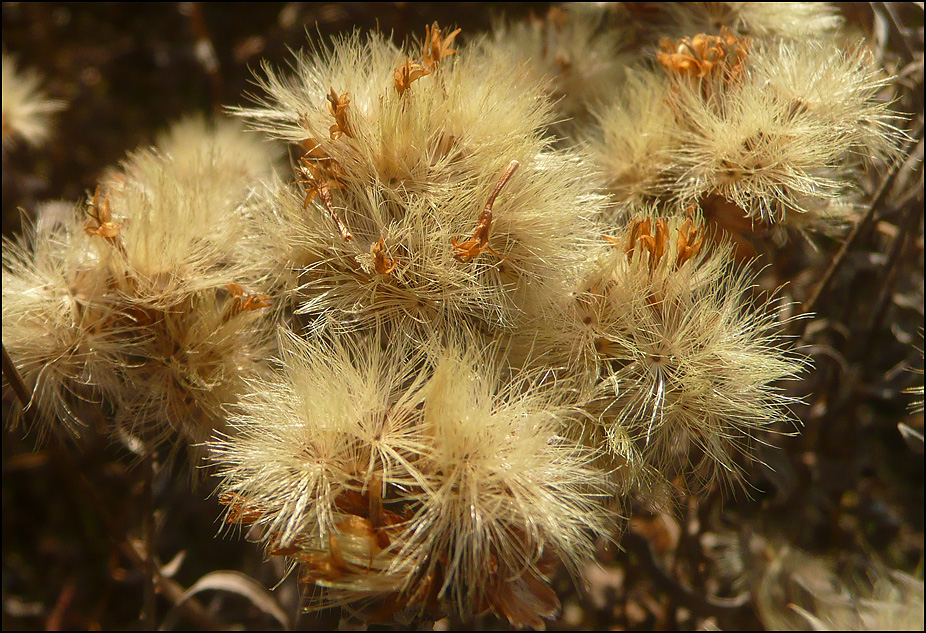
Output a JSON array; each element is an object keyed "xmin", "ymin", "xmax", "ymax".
[{"xmin": 2, "ymin": 5, "xmax": 912, "ymax": 628}]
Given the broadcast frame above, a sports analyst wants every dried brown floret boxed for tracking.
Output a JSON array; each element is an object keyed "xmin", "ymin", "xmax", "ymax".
[
  {"xmin": 224, "ymin": 283, "xmax": 271, "ymax": 319},
  {"xmin": 639, "ymin": 217, "xmax": 669, "ymax": 270},
  {"xmin": 326, "ymin": 87, "xmax": 353, "ymax": 139},
  {"xmin": 657, "ymin": 27, "xmax": 751, "ymax": 83},
  {"xmin": 421, "ymin": 22, "xmax": 461, "ymax": 70},
  {"xmin": 83, "ymin": 186, "xmax": 127, "ymax": 257},
  {"xmin": 370, "ymin": 238, "xmax": 397, "ymax": 275},
  {"xmin": 394, "ymin": 60, "xmax": 431, "ymax": 97},
  {"xmin": 84, "ymin": 187, "xmax": 121, "ymax": 240},
  {"xmin": 616, "ymin": 217, "xmax": 670, "ymax": 271},
  {"xmin": 296, "ymin": 144, "xmax": 345, "ymax": 204},
  {"xmin": 674, "ymin": 217, "xmax": 704, "ymax": 269},
  {"xmin": 451, "ymin": 160, "xmax": 519, "ymax": 262},
  {"xmin": 219, "ymin": 492, "xmax": 265, "ymax": 525}
]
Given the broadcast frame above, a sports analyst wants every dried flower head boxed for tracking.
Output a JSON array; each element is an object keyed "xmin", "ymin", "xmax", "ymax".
[
  {"xmin": 540, "ymin": 214, "xmax": 803, "ymax": 494},
  {"xmin": 3, "ymin": 117, "xmax": 278, "ymax": 449},
  {"xmin": 1, "ymin": 53, "xmax": 65, "ymax": 149},
  {"xmin": 234, "ymin": 29, "xmax": 600, "ymax": 340},
  {"xmin": 483, "ymin": 5, "xmax": 631, "ymax": 122},
  {"xmin": 210, "ymin": 329, "xmax": 612, "ymax": 627},
  {"xmin": 591, "ymin": 36, "xmax": 905, "ymax": 245}
]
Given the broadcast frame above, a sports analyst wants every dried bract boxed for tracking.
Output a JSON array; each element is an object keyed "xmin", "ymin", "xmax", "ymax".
[
  {"xmin": 421, "ymin": 22, "xmax": 461, "ymax": 70},
  {"xmin": 326, "ymin": 87, "xmax": 353, "ymax": 139},
  {"xmin": 393, "ymin": 59, "xmax": 431, "ymax": 96}
]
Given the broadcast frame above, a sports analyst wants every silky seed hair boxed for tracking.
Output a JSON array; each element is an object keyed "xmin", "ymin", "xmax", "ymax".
[
  {"xmin": 590, "ymin": 31, "xmax": 905, "ymax": 247},
  {"xmin": 209, "ymin": 329, "xmax": 613, "ymax": 627},
  {"xmin": 482, "ymin": 5, "xmax": 632, "ymax": 124},
  {"xmin": 588, "ymin": 69, "xmax": 678, "ymax": 217},
  {"xmin": 233, "ymin": 28, "xmax": 601, "ymax": 342},
  {"xmin": 534, "ymin": 214, "xmax": 803, "ymax": 496}
]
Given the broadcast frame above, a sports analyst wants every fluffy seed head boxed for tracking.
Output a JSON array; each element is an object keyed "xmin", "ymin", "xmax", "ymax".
[
  {"xmin": 483, "ymin": 6, "xmax": 631, "ymax": 123},
  {"xmin": 3, "ymin": 118, "xmax": 277, "ymax": 449},
  {"xmin": 543, "ymin": 214, "xmax": 803, "ymax": 494},
  {"xmin": 210, "ymin": 329, "xmax": 612, "ymax": 626},
  {"xmin": 2, "ymin": 206, "xmax": 128, "ymax": 437},
  {"xmin": 591, "ymin": 36, "xmax": 905, "ymax": 245},
  {"xmin": 1, "ymin": 53, "xmax": 64, "ymax": 149},
  {"xmin": 233, "ymin": 28, "xmax": 600, "ymax": 341}
]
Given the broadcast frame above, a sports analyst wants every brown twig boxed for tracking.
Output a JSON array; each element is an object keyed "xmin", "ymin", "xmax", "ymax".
[
  {"xmin": 800, "ymin": 123, "xmax": 923, "ymax": 325},
  {"xmin": 621, "ymin": 529, "xmax": 753, "ymax": 621},
  {"xmin": 861, "ymin": 202, "xmax": 923, "ymax": 365},
  {"xmin": 2, "ymin": 341, "xmax": 33, "ymax": 412}
]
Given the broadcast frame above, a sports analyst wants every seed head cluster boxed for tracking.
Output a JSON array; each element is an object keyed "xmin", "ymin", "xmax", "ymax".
[
  {"xmin": 3, "ymin": 118, "xmax": 277, "ymax": 447},
  {"xmin": 1, "ymin": 5, "xmax": 909, "ymax": 628},
  {"xmin": 234, "ymin": 28, "xmax": 599, "ymax": 343}
]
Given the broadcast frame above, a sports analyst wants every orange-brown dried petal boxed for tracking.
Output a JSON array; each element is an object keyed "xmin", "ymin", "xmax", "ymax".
[{"xmin": 394, "ymin": 60, "xmax": 431, "ymax": 96}]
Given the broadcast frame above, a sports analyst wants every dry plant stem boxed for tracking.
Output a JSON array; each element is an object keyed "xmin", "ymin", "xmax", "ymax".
[
  {"xmin": 316, "ymin": 178, "xmax": 353, "ymax": 242},
  {"xmin": 140, "ymin": 452, "xmax": 157, "ymax": 628},
  {"xmin": 1, "ymin": 359, "xmax": 219, "ymax": 630},
  {"xmin": 621, "ymin": 529, "xmax": 752, "ymax": 622},
  {"xmin": 120, "ymin": 539, "xmax": 219, "ymax": 631},
  {"xmin": 862, "ymin": 202, "xmax": 923, "ymax": 365},
  {"xmin": 800, "ymin": 122, "xmax": 924, "ymax": 325},
  {"xmin": 875, "ymin": 2, "xmax": 915, "ymax": 64},
  {"xmin": 45, "ymin": 579, "xmax": 77, "ymax": 630},
  {"xmin": 92, "ymin": 477, "xmax": 219, "ymax": 630},
  {"xmin": 2, "ymin": 341, "xmax": 34, "ymax": 419},
  {"xmin": 803, "ymin": 345, "xmax": 854, "ymax": 414}
]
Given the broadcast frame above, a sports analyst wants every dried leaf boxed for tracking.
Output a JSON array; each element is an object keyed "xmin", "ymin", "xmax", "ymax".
[
  {"xmin": 158, "ymin": 570, "xmax": 291, "ymax": 630},
  {"xmin": 158, "ymin": 550, "xmax": 187, "ymax": 579}
]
